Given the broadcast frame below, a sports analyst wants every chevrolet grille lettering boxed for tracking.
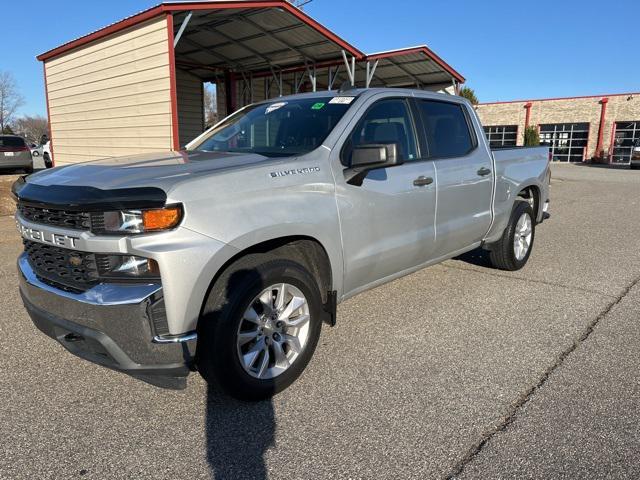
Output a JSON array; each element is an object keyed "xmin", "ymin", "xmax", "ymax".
[{"xmin": 16, "ymin": 220, "xmax": 80, "ymax": 249}]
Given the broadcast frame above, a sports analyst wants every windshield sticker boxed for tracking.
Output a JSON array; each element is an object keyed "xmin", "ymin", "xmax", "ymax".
[
  {"xmin": 265, "ymin": 102, "xmax": 287, "ymax": 114},
  {"xmin": 311, "ymin": 102, "xmax": 326, "ymax": 110},
  {"xmin": 329, "ymin": 97, "xmax": 355, "ymax": 105}
]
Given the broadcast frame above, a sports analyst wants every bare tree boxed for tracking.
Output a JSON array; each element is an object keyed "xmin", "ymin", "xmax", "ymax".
[
  {"xmin": 14, "ymin": 115, "xmax": 49, "ymax": 145},
  {"xmin": 204, "ymin": 84, "xmax": 218, "ymax": 128},
  {"xmin": 0, "ymin": 71, "xmax": 25, "ymax": 133}
]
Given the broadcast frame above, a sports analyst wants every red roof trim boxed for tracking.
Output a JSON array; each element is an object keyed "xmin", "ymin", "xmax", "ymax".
[
  {"xmin": 36, "ymin": 6, "xmax": 164, "ymax": 61},
  {"xmin": 366, "ymin": 46, "xmax": 465, "ymax": 84},
  {"xmin": 479, "ymin": 92, "xmax": 640, "ymax": 105},
  {"xmin": 36, "ymin": 1, "xmax": 363, "ymax": 62}
]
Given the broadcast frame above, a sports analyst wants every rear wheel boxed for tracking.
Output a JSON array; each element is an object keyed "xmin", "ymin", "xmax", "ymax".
[
  {"xmin": 43, "ymin": 153, "xmax": 52, "ymax": 168},
  {"xmin": 197, "ymin": 257, "xmax": 323, "ymax": 401},
  {"xmin": 488, "ymin": 201, "xmax": 535, "ymax": 271}
]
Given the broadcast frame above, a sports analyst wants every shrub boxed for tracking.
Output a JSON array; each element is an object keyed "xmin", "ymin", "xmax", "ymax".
[{"xmin": 523, "ymin": 126, "xmax": 540, "ymax": 146}]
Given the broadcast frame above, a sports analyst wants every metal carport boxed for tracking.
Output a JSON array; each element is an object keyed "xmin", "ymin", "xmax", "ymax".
[{"xmin": 37, "ymin": 1, "xmax": 465, "ymax": 165}]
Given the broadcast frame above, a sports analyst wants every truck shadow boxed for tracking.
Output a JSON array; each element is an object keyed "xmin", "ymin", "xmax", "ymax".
[
  {"xmin": 453, "ymin": 247, "xmax": 493, "ymax": 268},
  {"xmin": 202, "ymin": 268, "xmax": 276, "ymax": 480},
  {"xmin": 205, "ymin": 386, "xmax": 274, "ymax": 480}
]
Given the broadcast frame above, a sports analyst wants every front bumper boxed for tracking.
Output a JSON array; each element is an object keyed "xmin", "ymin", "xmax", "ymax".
[{"xmin": 18, "ymin": 254, "xmax": 196, "ymax": 389}]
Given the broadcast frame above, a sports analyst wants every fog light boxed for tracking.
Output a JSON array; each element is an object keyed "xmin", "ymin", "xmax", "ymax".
[{"xmin": 96, "ymin": 254, "xmax": 160, "ymax": 279}]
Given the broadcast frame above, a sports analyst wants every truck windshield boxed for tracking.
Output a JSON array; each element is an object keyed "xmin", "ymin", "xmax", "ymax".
[{"xmin": 191, "ymin": 97, "xmax": 355, "ymax": 157}]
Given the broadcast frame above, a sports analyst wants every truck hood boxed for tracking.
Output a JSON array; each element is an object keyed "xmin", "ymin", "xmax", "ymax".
[{"xmin": 25, "ymin": 150, "xmax": 285, "ymax": 191}]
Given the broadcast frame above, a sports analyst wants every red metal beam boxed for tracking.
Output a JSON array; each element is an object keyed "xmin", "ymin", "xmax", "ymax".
[
  {"xmin": 166, "ymin": 14, "xmax": 181, "ymax": 151},
  {"xmin": 595, "ymin": 97, "xmax": 609, "ymax": 160},
  {"xmin": 524, "ymin": 102, "xmax": 533, "ymax": 129}
]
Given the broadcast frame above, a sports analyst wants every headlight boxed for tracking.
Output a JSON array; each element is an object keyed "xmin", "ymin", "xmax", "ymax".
[
  {"xmin": 100, "ymin": 205, "xmax": 182, "ymax": 234},
  {"xmin": 96, "ymin": 254, "xmax": 160, "ymax": 279}
]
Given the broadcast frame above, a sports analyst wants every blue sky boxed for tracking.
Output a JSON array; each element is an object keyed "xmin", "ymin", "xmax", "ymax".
[{"xmin": 4, "ymin": 0, "xmax": 639, "ymax": 116}]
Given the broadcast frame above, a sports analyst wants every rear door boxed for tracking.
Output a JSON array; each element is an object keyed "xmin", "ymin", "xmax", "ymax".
[
  {"xmin": 415, "ymin": 99, "xmax": 493, "ymax": 257},
  {"xmin": 333, "ymin": 96, "xmax": 437, "ymax": 295}
]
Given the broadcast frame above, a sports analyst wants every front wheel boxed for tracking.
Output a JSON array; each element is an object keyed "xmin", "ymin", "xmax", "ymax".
[
  {"xmin": 197, "ymin": 258, "xmax": 323, "ymax": 401},
  {"xmin": 488, "ymin": 200, "xmax": 535, "ymax": 271}
]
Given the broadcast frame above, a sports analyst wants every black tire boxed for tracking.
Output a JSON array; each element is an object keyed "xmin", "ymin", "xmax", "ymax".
[
  {"xmin": 488, "ymin": 200, "xmax": 536, "ymax": 271},
  {"xmin": 630, "ymin": 164, "xmax": 640, "ymax": 170},
  {"xmin": 24, "ymin": 163, "xmax": 34, "ymax": 174},
  {"xmin": 196, "ymin": 256, "xmax": 323, "ymax": 401},
  {"xmin": 43, "ymin": 153, "xmax": 52, "ymax": 168}
]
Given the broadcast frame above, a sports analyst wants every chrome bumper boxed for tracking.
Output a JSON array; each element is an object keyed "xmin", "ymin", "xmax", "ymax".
[{"xmin": 18, "ymin": 254, "xmax": 196, "ymax": 389}]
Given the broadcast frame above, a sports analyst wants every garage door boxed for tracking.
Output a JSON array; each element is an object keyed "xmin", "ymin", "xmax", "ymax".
[
  {"xmin": 540, "ymin": 123, "xmax": 589, "ymax": 162},
  {"xmin": 611, "ymin": 121, "xmax": 640, "ymax": 164},
  {"xmin": 484, "ymin": 125, "xmax": 518, "ymax": 148}
]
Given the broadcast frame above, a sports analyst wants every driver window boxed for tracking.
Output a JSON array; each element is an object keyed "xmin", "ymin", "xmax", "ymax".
[{"xmin": 344, "ymin": 99, "xmax": 418, "ymax": 165}]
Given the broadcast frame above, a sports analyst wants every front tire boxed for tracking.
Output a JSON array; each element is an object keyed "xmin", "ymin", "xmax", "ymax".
[
  {"xmin": 488, "ymin": 200, "xmax": 535, "ymax": 271},
  {"xmin": 197, "ymin": 257, "xmax": 323, "ymax": 401}
]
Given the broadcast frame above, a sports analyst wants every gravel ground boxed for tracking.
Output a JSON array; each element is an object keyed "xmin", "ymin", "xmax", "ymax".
[
  {"xmin": 0, "ymin": 164, "xmax": 639, "ymax": 479},
  {"xmin": 0, "ymin": 174, "xmax": 19, "ymax": 216}
]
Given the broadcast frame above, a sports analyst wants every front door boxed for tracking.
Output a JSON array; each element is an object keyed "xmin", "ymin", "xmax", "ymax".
[{"xmin": 333, "ymin": 97, "xmax": 437, "ymax": 295}]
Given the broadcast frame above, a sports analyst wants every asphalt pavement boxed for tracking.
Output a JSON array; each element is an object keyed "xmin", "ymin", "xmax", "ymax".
[{"xmin": 0, "ymin": 164, "xmax": 639, "ymax": 479}]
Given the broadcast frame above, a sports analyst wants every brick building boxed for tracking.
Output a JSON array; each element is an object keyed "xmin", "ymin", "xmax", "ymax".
[{"xmin": 476, "ymin": 92, "xmax": 640, "ymax": 164}]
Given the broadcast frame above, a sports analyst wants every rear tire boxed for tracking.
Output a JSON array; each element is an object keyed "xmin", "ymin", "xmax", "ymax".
[
  {"xmin": 196, "ymin": 256, "xmax": 323, "ymax": 401},
  {"xmin": 43, "ymin": 153, "xmax": 52, "ymax": 168},
  {"xmin": 24, "ymin": 163, "xmax": 34, "ymax": 174},
  {"xmin": 488, "ymin": 201, "xmax": 535, "ymax": 271},
  {"xmin": 631, "ymin": 164, "xmax": 640, "ymax": 170}
]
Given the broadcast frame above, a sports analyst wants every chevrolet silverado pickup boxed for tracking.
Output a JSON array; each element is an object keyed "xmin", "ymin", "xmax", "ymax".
[{"xmin": 14, "ymin": 88, "xmax": 550, "ymax": 400}]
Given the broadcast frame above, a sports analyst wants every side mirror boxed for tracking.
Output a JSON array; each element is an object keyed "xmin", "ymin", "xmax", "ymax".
[{"xmin": 345, "ymin": 143, "xmax": 402, "ymax": 186}]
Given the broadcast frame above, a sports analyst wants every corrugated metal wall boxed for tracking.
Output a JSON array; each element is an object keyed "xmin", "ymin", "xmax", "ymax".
[
  {"xmin": 176, "ymin": 69, "xmax": 204, "ymax": 147},
  {"xmin": 45, "ymin": 17, "xmax": 173, "ymax": 164}
]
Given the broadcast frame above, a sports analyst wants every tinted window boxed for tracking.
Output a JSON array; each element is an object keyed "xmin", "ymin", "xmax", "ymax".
[
  {"xmin": 343, "ymin": 99, "xmax": 418, "ymax": 165},
  {"xmin": 418, "ymin": 101, "xmax": 474, "ymax": 157},
  {"xmin": 0, "ymin": 136, "xmax": 26, "ymax": 148},
  {"xmin": 192, "ymin": 97, "xmax": 353, "ymax": 157}
]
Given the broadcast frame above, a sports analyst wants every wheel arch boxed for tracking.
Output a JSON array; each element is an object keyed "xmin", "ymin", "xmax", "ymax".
[
  {"xmin": 198, "ymin": 235, "xmax": 336, "ymax": 325},
  {"xmin": 517, "ymin": 184, "xmax": 541, "ymax": 221}
]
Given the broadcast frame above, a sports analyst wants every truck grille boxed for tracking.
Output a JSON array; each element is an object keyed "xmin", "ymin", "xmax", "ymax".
[
  {"xmin": 18, "ymin": 204, "xmax": 91, "ymax": 231},
  {"xmin": 23, "ymin": 240, "xmax": 99, "ymax": 293}
]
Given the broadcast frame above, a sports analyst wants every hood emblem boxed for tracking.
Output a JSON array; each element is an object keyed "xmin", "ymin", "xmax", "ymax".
[{"xmin": 69, "ymin": 256, "xmax": 83, "ymax": 267}]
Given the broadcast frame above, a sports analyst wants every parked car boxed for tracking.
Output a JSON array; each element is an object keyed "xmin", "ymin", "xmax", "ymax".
[
  {"xmin": 631, "ymin": 139, "xmax": 640, "ymax": 170},
  {"xmin": 42, "ymin": 141, "xmax": 52, "ymax": 168},
  {"xmin": 0, "ymin": 135, "xmax": 33, "ymax": 173},
  {"xmin": 30, "ymin": 144, "xmax": 42, "ymax": 157},
  {"xmin": 14, "ymin": 89, "xmax": 550, "ymax": 400}
]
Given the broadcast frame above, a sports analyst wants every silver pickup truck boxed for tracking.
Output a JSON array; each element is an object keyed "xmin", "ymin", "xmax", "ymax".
[{"xmin": 14, "ymin": 88, "xmax": 550, "ymax": 400}]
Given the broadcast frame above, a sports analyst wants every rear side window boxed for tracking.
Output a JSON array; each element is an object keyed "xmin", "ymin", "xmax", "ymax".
[
  {"xmin": 0, "ymin": 136, "xmax": 26, "ymax": 148},
  {"xmin": 417, "ymin": 101, "xmax": 474, "ymax": 158}
]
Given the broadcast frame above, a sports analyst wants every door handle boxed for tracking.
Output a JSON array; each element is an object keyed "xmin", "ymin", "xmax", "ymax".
[
  {"xmin": 477, "ymin": 167, "xmax": 492, "ymax": 177},
  {"xmin": 413, "ymin": 176, "xmax": 434, "ymax": 187}
]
